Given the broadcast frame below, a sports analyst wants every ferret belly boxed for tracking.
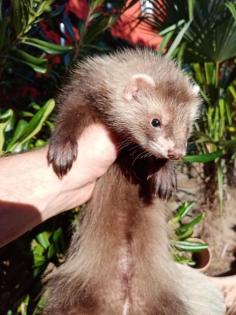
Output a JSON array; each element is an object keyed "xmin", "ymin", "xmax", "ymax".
[
  {"xmin": 104, "ymin": 218, "xmax": 153, "ymax": 315},
  {"xmin": 118, "ymin": 241, "xmax": 133, "ymax": 315},
  {"xmin": 86, "ymin": 163, "xmax": 167, "ymax": 314}
]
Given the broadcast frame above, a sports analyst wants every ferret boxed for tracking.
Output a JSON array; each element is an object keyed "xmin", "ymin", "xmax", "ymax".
[{"xmin": 43, "ymin": 49, "xmax": 225, "ymax": 315}]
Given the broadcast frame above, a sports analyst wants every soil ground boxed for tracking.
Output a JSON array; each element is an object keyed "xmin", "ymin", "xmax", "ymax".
[
  {"xmin": 174, "ymin": 166, "xmax": 236, "ymax": 314},
  {"xmin": 174, "ymin": 166, "xmax": 236, "ymax": 276}
]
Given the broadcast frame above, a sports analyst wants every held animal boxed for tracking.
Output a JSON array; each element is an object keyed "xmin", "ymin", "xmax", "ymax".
[{"xmin": 43, "ymin": 49, "xmax": 222, "ymax": 315}]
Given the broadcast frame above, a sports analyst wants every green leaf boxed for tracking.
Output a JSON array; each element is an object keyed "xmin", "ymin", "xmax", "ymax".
[
  {"xmin": 219, "ymin": 99, "xmax": 225, "ymax": 138},
  {"xmin": 33, "ymin": 254, "xmax": 46, "ymax": 268},
  {"xmin": 166, "ymin": 21, "xmax": 191, "ymax": 58},
  {"xmin": 192, "ymin": 63, "xmax": 205, "ymax": 85},
  {"xmin": 35, "ymin": 139, "xmax": 46, "ymax": 148},
  {"xmin": 82, "ymin": 15, "xmax": 116, "ymax": 46},
  {"xmin": 225, "ymin": 100, "xmax": 233, "ymax": 126},
  {"xmin": 204, "ymin": 63, "xmax": 215, "ymax": 86},
  {"xmin": 159, "ymin": 31, "xmax": 174, "ymax": 54},
  {"xmin": 187, "ymin": 0, "xmax": 196, "ymax": 21},
  {"xmin": 47, "ymin": 244, "xmax": 56, "ymax": 259},
  {"xmin": 174, "ymin": 254, "xmax": 195, "ymax": 265},
  {"xmin": 52, "ymin": 227, "xmax": 63, "ymax": 243},
  {"xmin": 159, "ymin": 20, "xmax": 185, "ymax": 36},
  {"xmin": 13, "ymin": 48, "xmax": 47, "ymax": 73},
  {"xmin": 52, "ymin": 227, "xmax": 66, "ymax": 251},
  {"xmin": 8, "ymin": 99, "xmax": 55, "ymax": 152},
  {"xmin": 32, "ymin": 240, "xmax": 45, "ymax": 267},
  {"xmin": 229, "ymin": 85, "xmax": 236, "ymax": 100},
  {"xmin": 176, "ymin": 213, "xmax": 205, "ymax": 238},
  {"xmin": 10, "ymin": 56, "xmax": 47, "ymax": 73},
  {"xmin": 89, "ymin": 0, "xmax": 105, "ymax": 11},
  {"xmin": 22, "ymin": 37, "xmax": 72, "ymax": 54},
  {"xmin": 176, "ymin": 226, "xmax": 193, "ymax": 240},
  {"xmin": 193, "ymin": 133, "xmax": 214, "ymax": 144},
  {"xmin": 172, "ymin": 240, "xmax": 208, "ymax": 252},
  {"xmin": 36, "ymin": 232, "xmax": 50, "ymax": 249},
  {"xmin": 175, "ymin": 202, "xmax": 194, "ymax": 221},
  {"xmin": 183, "ymin": 150, "xmax": 224, "ymax": 163},
  {"xmin": 14, "ymin": 49, "xmax": 47, "ymax": 66},
  {"xmin": 7, "ymin": 120, "xmax": 28, "ymax": 151},
  {"xmin": 0, "ymin": 109, "xmax": 14, "ymax": 154},
  {"xmin": 17, "ymin": 294, "xmax": 30, "ymax": 315},
  {"xmin": 226, "ymin": 1, "xmax": 236, "ymax": 21},
  {"xmin": 220, "ymin": 139, "xmax": 236, "ymax": 151},
  {"xmin": 12, "ymin": 0, "xmax": 27, "ymax": 34},
  {"xmin": 2, "ymin": 110, "xmax": 15, "ymax": 132}
]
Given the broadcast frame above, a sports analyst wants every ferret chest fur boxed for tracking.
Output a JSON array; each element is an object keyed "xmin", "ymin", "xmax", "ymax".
[{"xmin": 63, "ymin": 152, "xmax": 173, "ymax": 314}]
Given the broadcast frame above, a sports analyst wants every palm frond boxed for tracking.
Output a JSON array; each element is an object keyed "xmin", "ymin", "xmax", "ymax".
[{"xmin": 143, "ymin": 0, "xmax": 236, "ymax": 62}]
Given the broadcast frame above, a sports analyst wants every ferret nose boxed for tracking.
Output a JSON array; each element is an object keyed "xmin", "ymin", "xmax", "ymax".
[{"xmin": 167, "ymin": 149, "xmax": 183, "ymax": 160}]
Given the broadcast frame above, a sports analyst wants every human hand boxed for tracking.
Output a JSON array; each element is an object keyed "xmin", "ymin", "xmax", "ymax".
[
  {"xmin": 49, "ymin": 123, "xmax": 117, "ymax": 215},
  {"xmin": 0, "ymin": 123, "xmax": 117, "ymax": 246}
]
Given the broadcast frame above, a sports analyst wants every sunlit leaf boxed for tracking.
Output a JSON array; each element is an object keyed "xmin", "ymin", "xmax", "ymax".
[
  {"xmin": 36, "ymin": 232, "xmax": 50, "ymax": 250},
  {"xmin": 14, "ymin": 49, "xmax": 46, "ymax": 66},
  {"xmin": 176, "ymin": 213, "xmax": 205, "ymax": 237},
  {"xmin": 166, "ymin": 20, "xmax": 191, "ymax": 58},
  {"xmin": 226, "ymin": 1, "xmax": 236, "ymax": 21},
  {"xmin": 8, "ymin": 99, "xmax": 55, "ymax": 152},
  {"xmin": 172, "ymin": 240, "xmax": 208, "ymax": 252},
  {"xmin": 172, "ymin": 201, "xmax": 194, "ymax": 222},
  {"xmin": 22, "ymin": 37, "xmax": 72, "ymax": 54},
  {"xmin": 7, "ymin": 120, "xmax": 28, "ymax": 150},
  {"xmin": 0, "ymin": 109, "xmax": 15, "ymax": 154},
  {"xmin": 183, "ymin": 150, "xmax": 224, "ymax": 163}
]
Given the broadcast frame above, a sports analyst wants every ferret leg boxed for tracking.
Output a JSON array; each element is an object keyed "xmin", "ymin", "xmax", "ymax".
[
  {"xmin": 43, "ymin": 306, "xmax": 103, "ymax": 315},
  {"xmin": 130, "ymin": 291, "xmax": 189, "ymax": 315},
  {"xmin": 150, "ymin": 159, "xmax": 177, "ymax": 200},
  {"xmin": 42, "ymin": 279, "xmax": 102, "ymax": 315},
  {"xmin": 47, "ymin": 97, "xmax": 95, "ymax": 178},
  {"xmin": 43, "ymin": 307, "xmax": 99, "ymax": 315},
  {"xmin": 154, "ymin": 292, "xmax": 189, "ymax": 315}
]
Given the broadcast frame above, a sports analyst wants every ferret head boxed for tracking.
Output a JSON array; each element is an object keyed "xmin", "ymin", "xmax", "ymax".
[{"xmin": 116, "ymin": 72, "xmax": 201, "ymax": 160}]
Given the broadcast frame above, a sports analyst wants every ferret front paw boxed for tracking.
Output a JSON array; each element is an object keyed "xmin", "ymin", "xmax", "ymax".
[
  {"xmin": 154, "ymin": 160, "xmax": 177, "ymax": 200},
  {"xmin": 47, "ymin": 134, "xmax": 78, "ymax": 178}
]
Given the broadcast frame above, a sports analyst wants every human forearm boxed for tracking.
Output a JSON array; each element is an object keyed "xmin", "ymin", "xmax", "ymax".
[{"xmin": 0, "ymin": 124, "xmax": 117, "ymax": 247}]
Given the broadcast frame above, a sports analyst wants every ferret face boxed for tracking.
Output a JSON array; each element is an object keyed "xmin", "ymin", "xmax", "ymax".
[{"xmin": 120, "ymin": 73, "xmax": 201, "ymax": 160}]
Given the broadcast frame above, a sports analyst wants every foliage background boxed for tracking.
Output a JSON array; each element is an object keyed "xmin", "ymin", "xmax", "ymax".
[{"xmin": 0, "ymin": 0, "xmax": 236, "ymax": 314}]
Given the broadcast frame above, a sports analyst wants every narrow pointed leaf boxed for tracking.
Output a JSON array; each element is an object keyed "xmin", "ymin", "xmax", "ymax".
[
  {"xmin": 7, "ymin": 120, "xmax": 28, "ymax": 150},
  {"xmin": 22, "ymin": 37, "xmax": 72, "ymax": 54},
  {"xmin": 8, "ymin": 99, "xmax": 55, "ymax": 152},
  {"xmin": 172, "ymin": 240, "xmax": 208, "ymax": 252},
  {"xmin": 166, "ymin": 21, "xmax": 191, "ymax": 58},
  {"xmin": 183, "ymin": 150, "xmax": 224, "ymax": 163}
]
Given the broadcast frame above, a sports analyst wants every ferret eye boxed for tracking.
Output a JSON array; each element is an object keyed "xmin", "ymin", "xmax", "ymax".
[{"xmin": 151, "ymin": 118, "xmax": 161, "ymax": 128}]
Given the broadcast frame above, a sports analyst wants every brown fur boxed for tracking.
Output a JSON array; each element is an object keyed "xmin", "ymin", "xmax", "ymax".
[{"xmin": 44, "ymin": 49, "xmax": 201, "ymax": 315}]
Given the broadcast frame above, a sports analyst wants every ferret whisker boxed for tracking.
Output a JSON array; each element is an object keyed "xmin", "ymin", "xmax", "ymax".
[
  {"xmin": 128, "ymin": 144, "xmax": 140, "ymax": 155},
  {"xmin": 117, "ymin": 137, "xmax": 134, "ymax": 151},
  {"xmin": 132, "ymin": 150, "xmax": 147, "ymax": 166},
  {"xmin": 141, "ymin": 152, "xmax": 152, "ymax": 160},
  {"xmin": 116, "ymin": 141, "xmax": 130, "ymax": 151}
]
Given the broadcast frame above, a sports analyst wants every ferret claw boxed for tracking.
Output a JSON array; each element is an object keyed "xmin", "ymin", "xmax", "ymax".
[
  {"xmin": 154, "ymin": 161, "xmax": 177, "ymax": 200},
  {"xmin": 47, "ymin": 135, "xmax": 78, "ymax": 178}
]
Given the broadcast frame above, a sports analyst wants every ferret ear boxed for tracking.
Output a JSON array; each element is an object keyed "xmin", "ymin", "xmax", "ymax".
[{"xmin": 124, "ymin": 73, "xmax": 155, "ymax": 101}]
